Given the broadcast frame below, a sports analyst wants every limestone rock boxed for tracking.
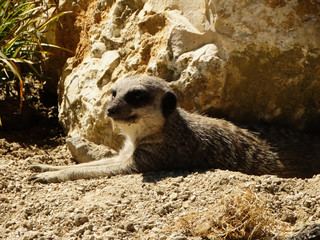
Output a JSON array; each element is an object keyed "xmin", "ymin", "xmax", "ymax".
[
  {"xmin": 66, "ymin": 137, "xmax": 116, "ymax": 163},
  {"xmin": 55, "ymin": 0, "xmax": 320, "ymax": 147}
]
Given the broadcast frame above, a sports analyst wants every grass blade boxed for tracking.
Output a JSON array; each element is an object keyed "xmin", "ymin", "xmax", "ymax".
[
  {"xmin": 37, "ymin": 11, "xmax": 73, "ymax": 31},
  {"xmin": 39, "ymin": 43, "xmax": 74, "ymax": 54},
  {"xmin": 0, "ymin": 50, "xmax": 24, "ymax": 113}
]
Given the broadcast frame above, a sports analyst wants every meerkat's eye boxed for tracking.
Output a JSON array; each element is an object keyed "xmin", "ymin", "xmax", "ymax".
[
  {"xmin": 124, "ymin": 89, "xmax": 151, "ymax": 107},
  {"xmin": 111, "ymin": 90, "xmax": 117, "ymax": 99}
]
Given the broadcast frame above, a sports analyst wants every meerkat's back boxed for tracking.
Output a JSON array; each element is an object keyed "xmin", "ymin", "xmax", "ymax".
[{"xmin": 166, "ymin": 109, "xmax": 320, "ymax": 178}]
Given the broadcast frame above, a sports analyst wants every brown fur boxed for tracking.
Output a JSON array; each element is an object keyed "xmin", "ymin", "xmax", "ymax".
[{"xmin": 29, "ymin": 76, "xmax": 320, "ymax": 183}]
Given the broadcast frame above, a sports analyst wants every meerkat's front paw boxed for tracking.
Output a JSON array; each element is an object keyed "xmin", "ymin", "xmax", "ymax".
[
  {"xmin": 29, "ymin": 164, "xmax": 62, "ymax": 172},
  {"xmin": 28, "ymin": 171, "xmax": 62, "ymax": 183}
]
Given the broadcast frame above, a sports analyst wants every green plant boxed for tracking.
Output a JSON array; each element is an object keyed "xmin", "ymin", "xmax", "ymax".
[{"xmin": 0, "ymin": 0, "xmax": 72, "ymax": 117}]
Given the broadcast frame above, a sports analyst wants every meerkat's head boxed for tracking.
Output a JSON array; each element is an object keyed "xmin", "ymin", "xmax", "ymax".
[{"xmin": 107, "ymin": 76, "xmax": 177, "ymax": 139}]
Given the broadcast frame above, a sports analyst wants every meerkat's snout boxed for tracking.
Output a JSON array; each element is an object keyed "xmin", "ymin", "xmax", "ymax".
[
  {"xmin": 106, "ymin": 104, "xmax": 118, "ymax": 116},
  {"xmin": 106, "ymin": 82, "xmax": 156, "ymax": 123},
  {"xmin": 107, "ymin": 99, "xmax": 138, "ymax": 123}
]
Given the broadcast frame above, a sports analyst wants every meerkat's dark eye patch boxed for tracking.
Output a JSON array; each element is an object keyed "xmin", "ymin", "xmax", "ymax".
[{"xmin": 124, "ymin": 89, "xmax": 152, "ymax": 107}]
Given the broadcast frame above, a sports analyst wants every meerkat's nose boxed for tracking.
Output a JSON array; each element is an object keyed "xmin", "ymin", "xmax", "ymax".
[{"xmin": 107, "ymin": 106, "xmax": 118, "ymax": 116}]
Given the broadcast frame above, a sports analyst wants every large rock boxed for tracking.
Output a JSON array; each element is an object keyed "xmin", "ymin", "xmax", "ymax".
[{"xmin": 56, "ymin": 0, "xmax": 320, "ymax": 148}]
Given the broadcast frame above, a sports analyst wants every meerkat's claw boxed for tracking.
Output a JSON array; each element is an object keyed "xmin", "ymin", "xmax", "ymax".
[
  {"xmin": 28, "ymin": 174, "xmax": 49, "ymax": 183},
  {"xmin": 29, "ymin": 165, "xmax": 46, "ymax": 172},
  {"xmin": 28, "ymin": 171, "xmax": 63, "ymax": 183},
  {"xmin": 29, "ymin": 164, "xmax": 63, "ymax": 172}
]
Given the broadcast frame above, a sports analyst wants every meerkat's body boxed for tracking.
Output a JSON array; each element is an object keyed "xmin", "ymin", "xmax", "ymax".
[{"xmin": 30, "ymin": 76, "xmax": 320, "ymax": 183}]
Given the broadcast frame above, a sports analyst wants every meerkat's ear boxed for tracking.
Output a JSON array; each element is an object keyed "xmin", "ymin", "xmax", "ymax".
[{"xmin": 161, "ymin": 91, "xmax": 177, "ymax": 117}]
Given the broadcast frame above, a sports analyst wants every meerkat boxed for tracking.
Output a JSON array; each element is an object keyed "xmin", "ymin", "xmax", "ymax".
[{"xmin": 29, "ymin": 76, "xmax": 320, "ymax": 183}]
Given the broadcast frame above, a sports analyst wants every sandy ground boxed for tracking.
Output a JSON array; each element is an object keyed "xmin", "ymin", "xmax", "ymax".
[{"xmin": 0, "ymin": 123, "xmax": 320, "ymax": 240}]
